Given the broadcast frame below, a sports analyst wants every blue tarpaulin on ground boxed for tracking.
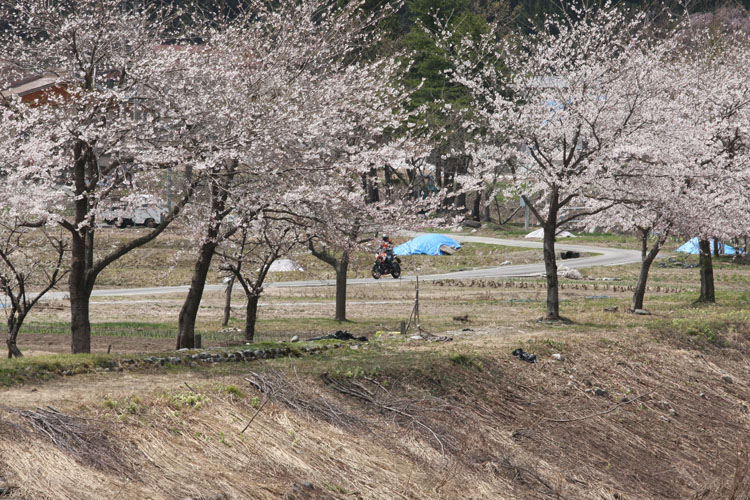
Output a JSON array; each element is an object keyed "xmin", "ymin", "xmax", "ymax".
[
  {"xmin": 394, "ymin": 234, "xmax": 462, "ymax": 256},
  {"xmin": 676, "ymin": 237, "xmax": 738, "ymax": 255}
]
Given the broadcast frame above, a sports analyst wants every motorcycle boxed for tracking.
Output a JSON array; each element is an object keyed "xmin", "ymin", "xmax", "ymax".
[{"xmin": 371, "ymin": 251, "xmax": 401, "ymax": 279}]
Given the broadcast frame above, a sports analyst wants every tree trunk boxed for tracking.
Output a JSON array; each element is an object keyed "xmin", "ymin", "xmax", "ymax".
[
  {"xmin": 309, "ymin": 241, "xmax": 350, "ymax": 323},
  {"xmin": 7, "ymin": 306, "xmax": 29, "ymax": 358},
  {"xmin": 455, "ymin": 190, "xmax": 466, "ymax": 211},
  {"xmin": 7, "ymin": 337, "xmax": 23, "ymax": 358},
  {"xmin": 222, "ymin": 275, "xmax": 235, "ymax": 327},
  {"xmin": 406, "ymin": 168, "xmax": 416, "ymax": 198},
  {"xmin": 70, "ymin": 286, "xmax": 92, "ymax": 354},
  {"xmin": 69, "ymin": 141, "xmax": 94, "ymax": 354},
  {"xmin": 713, "ymin": 238, "xmax": 720, "ymax": 257},
  {"xmin": 541, "ymin": 188, "xmax": 561, "ymax": 321},
  {"xmin": 384, "ymin": 165, "xmax": 393, "ymax": 201},
  {"xmin": 494, "ymin": 195, "xmax": 504, "ymax": 226},
  {"xmin": 7, "ymin": 324, "xmax": 23, "ymax": 358},
  {"xmin": 244, "ymin": 294, "xmax": 260, "ymax": 343},
  {"xmin": 543, "ymin": 221, "xmax": 560, "ymax": 320},
  {"xmin": 177, "ymin": 240, "xmax": 217, "ymax": 349},
  {"xmin": 177, "ymin": 163, "xmax": 236, "ymax": 349},
  {"xmin": 364, "ymin": 167, "xmax": 379, "ymax": 204},
  {"xmin": 631, "ymin": 229, "xmax": 661, "ymax": 311},
  {"xmin": 698, "ymin": 238, "xmax": 715, "ymax": 303},
  {"xmin": 443, "ymin": 159, "xmax": 453, "ymax": 188},
  {"xmin": 454, "ymin": 157, "xmax": 469, "ymax": 211},
  {"xmin": 482, "ymin": 185, "xmax": 494, "ymax": 222},
  {"xmin": 69, "ymin": 229, "xmax": 93, "ymax": 354},
  {"xmin": 443, "ymin": 161, "xmax": 455, "ymax": 207},
  {"xmin": 335, "ymin": 252, "xmax": 349, "ymax": 322},
  {"xmin": 471, "ymin": 191, "xmax": 481, "ymax": 221}
]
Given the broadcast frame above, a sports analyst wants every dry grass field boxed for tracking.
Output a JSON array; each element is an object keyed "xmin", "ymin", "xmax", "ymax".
[
  {"xmin": 91, "ymin": 227, "xmax": 547, "ymax": 288},
  {"xmin": 1, "ymin": 227, "xmax": 749, "ymax": 499}
]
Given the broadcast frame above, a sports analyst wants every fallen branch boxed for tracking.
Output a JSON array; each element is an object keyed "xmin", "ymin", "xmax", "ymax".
[
  {"xmin": 240, "ymin": 392, "xmax": 273, "ymax": 434},
  {"xmin": 18, "ymin": 406, "xmax": 130, "ymax": 474},
  {"xmin": 241, "ymin": 372, "xmax": 288, "ymax": 434},
  {"xmin": 321, "ymin": 372, "xmax": 446, "ymax": 456}
]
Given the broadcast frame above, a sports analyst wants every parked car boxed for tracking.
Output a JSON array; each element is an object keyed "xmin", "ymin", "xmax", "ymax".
[{"xmin": 101, "ymin": 196, "xmax": 168, "ymax": 228}]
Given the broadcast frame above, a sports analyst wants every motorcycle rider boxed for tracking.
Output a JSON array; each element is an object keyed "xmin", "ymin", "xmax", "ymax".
[{"xmin": 379, "ymin": 235, "xmax": 394, "ymax": 268}]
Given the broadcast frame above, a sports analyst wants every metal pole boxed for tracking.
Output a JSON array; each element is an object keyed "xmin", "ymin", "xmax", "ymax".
[
  {"xmin": 525, "ymin": 205, "xmax": 529, "ymax": 231},
  {"xmin": 166, "ymin": 167, "xmax": 172, "ymax": 214},
  {"xmin": 415, "ymin": 276, "xmax": 421, "ymax": 332}
]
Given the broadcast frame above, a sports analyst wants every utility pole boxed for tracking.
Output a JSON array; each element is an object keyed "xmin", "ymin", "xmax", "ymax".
[
  {"xmin": 166, "ymin": 167, "xmax": 172, "ymax": 215},
  {"xmin": 521, "ymin": 197, "xmax": 529, "ymax": 231}
]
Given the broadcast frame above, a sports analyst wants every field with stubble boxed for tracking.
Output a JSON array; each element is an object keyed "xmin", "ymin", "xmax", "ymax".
[{"xmin": 1, "ymin": 227, "xmax": 749, "ymax": 499}]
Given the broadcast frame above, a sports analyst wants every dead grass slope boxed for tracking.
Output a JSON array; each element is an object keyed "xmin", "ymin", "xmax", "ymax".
[{"xmin": 0, "ymin": 325, "xmax": 749, "ymax": 500}]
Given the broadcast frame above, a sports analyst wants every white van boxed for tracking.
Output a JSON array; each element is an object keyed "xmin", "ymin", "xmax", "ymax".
[{"xmin": 101, "ymin": 195, "xmax": 168, "ymax": 228}]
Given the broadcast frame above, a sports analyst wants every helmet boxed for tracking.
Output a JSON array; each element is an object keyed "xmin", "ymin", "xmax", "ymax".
[{"xmin": 382, "ymin": 235, "xmax": 389, "ymax": 242}]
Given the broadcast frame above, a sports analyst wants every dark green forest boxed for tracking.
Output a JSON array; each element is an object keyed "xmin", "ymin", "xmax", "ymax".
[{"xmin": 373, "ymin": 0, "xmax": 750, "ymax": 107}]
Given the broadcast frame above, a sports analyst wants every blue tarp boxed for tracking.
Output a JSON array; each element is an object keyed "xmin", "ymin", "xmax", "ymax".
[
  {"xmin": 394, "ymin": 234, "xmax": 462, "ymax": 256},
  {"xmin": 676, "ymin": 237, "xmax": 738, "ymax": 255}
]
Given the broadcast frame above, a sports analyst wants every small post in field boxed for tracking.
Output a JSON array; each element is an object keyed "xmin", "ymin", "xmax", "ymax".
[
  {"xmin": 405, "ymin": 276, "xmax": 422, "ymax": 334},
  {"xmin": 195, "ymin": 334, "xmax": 202, "ymax": 349}
]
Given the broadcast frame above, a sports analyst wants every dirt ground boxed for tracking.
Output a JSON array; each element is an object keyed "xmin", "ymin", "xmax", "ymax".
[
  {"xmin": 17, "ymin": 266, "xmax": 702, "ymax": 355},
  {"xmin": 3, "ymin": 245, "xmax": 750, "ymax": 499},
  {"xmin": 1, "ymin": 322, "xmax": 749, "ymax": 500},
  {"xmin": 13, "ymin": 281, "xmax": 620, "ymax": 353},
  {"xmin": 12, "ymin": 333, "xmax": 177, "ymax": 357}
]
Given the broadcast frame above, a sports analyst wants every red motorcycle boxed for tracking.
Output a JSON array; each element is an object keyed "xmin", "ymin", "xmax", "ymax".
[{"xmin": 371, "ymin": 251, "xmax": 401, "ymax": 279}]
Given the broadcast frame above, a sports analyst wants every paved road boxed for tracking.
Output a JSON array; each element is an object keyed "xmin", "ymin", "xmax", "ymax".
[{"xmin": 38, "ymin": 234, "xmax": 641, "ymax": 300}]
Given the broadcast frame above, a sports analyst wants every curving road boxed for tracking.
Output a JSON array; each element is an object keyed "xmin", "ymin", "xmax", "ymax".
[
  {"xmin": 269, "ymin": 234, "xmax": 641, "ymax": 287},
  {"xmin": 38, "ymin": 234, "xmax": 642, "ymax": 300}
]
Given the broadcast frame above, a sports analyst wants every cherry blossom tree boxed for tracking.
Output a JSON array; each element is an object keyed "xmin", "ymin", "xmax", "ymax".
[
  {"xmin": 175, "ymin": 160, "xmax": 237, "ymax": 349},
  {"xmin": 218, "ymin": 212, "xmax": 307, "ymax": 342},
  {"xmin": 579, "ymin": 28, "xmax": 686, "ymax": 312},
  {"xmin": 672, "ymin": 35, "xmax": 750, "ymax": 304},
  {"xmin": 300, "ymin": 176, "xmax": 382, "ymax": 323},
  {"xmin": 585, "ymin": 183, "xmax": 681, "ymax": 312},
  {"xmin": 169, "ymin": 0, "xmax": 422, "ymax": 346},
  {"xmin": 0, "ymin": 219, "xmax": 67, "ymax": 358},
  {"xmin": 296, "ymin": 141, "xmax": 437, "ymax": 322},
  {"xmin": 633, "ymin": 27, "xmax": 750, "ymax": 305},
  {"xmin": 437, "ymin": 3, "xmax": 662, "ymax": 320},
  {"xmin": 587, "ymin": 21, "xmax": 750, "ymax": 309},
  {"xmin": 0, "ymin": 0, "xmax": 200, "ymax": 353}
]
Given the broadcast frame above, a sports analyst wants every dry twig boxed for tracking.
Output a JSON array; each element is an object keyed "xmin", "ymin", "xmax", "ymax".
[
  {"xmin": 544, "ymin": 390, "xmax": 657, "ymax": 423},
  {"xmin": 244, "ymin": 370, "xmax": 354, "ymax": 427},
  {"xmin": 18, "ymin": 406, "xmax": 130, "ymax": 474},
  {"xmin": 321, "ymin": 372, "xmax": 446, "ymax": 456}
]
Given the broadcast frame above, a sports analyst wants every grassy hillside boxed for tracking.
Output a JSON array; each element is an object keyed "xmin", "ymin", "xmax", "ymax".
[
  {"xmin": 2, "ymin": 228, "xmax": 749, "ymax": 499},
  {"xmin": 0, "ymin": 317, "xmax": 748, "ymax": 499}
]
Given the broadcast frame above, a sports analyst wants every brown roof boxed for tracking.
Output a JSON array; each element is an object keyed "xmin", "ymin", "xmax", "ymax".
[{"xmin": 1, "ymin": 72, "xmax": 68, "ymax": 103}]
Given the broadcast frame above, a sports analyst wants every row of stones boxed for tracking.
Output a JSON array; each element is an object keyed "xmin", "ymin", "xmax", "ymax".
[
  {"xmin": 59, "ymin": 343, "xmax": 348, "ymax": 376},
  {"xmin": 131, "ymin": 343, "xmax": 343, "ymax": 366}
]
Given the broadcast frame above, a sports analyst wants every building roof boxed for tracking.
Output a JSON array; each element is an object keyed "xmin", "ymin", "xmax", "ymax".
[{"xmin": 0, "ymin": 73, "xmax": 66, "ymax": 101}]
